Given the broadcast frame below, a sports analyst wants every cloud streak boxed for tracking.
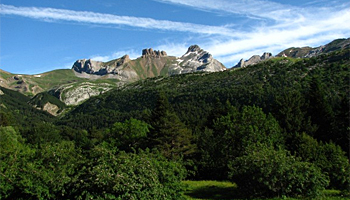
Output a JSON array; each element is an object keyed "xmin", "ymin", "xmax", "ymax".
[
  {"xmin": 154, "ymin": 0, "xmax": 299, "ymax": 22},
  {"xmin": 0, "ymin": 4, "xmax": 236, "ymax": 37},
  {"xmin": 155, "ymin": 0, "xmax": 350, "ymax": 66}
]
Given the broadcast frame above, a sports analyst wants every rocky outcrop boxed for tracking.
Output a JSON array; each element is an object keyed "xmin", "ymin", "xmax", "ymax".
[
  {"xmin": 49, "ymin": 82, "xmax": 115, "ymax": 106},
  {"xmin": 42, "ymin": 102, "xmax": 60, "ymax": 116},
  {"xmin": 72, "ymin": 55, "xmax": 138, "ymax": 81},
  {"xmin": 72, "ymin": 59, "xmax": 104, "ymax": 74},
  {"xmin": 233, "ymin": 52, "xmax": 273, "ymax": 68},
  {"xmin": 142, "ymin": 48, "xmax": 167, "ymax": 58},
  {"xmin": 170, "ymin": 45, "xmax": 226, "ymax": 74},
  {"xmin": 72, "ymin": 55, "xmax": 131, "ymax": 75}
]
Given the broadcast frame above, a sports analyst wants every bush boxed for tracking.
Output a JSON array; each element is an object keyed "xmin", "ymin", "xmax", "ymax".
[
  {"xmin": 228, "ymin": 145, "xmax": 329, "ymax": 198},
  {"xmin": 74, "ymin": 145, "xmax": 187, "ymax": 199},
  {"xmin": 292, "ymin": 133, "xmax": 350, "ymax": 191},
  {"xmin": 318, "ymin": 142, "xmax": 350, "ymax": 191}
]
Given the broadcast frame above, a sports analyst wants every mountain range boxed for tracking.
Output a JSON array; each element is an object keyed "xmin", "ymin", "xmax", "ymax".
[{"xmin": 0, "ymin": 38, "xmax": 349, "ymax": 115}]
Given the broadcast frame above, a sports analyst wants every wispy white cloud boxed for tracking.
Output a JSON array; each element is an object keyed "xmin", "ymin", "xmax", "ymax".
[
  {"xmin": 0, "ymin": 4, "xmax": 236, "ymax": 37},
  {"xmin": 154, "ymin": 42, "xmax": 189, "ymax": 57},
  {"xmin": 154, "ymin": 0, "xmax": 298, "ymax": 22},
  {"xmin": 90, "ymin": 50, "xmax": 140, "ymax": 62},
  {"xmin": 154, "ymin": 0, "xmax": 350, "ymax": 66}
]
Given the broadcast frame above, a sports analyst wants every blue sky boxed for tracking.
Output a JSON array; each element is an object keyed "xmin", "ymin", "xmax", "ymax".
[{"xmin": 1, "ymin": 0, "xmax": 349, "ymax": 74}]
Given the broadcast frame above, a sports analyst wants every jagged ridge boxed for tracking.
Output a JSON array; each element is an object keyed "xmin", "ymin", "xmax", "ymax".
[{"xmin": 72, "ymin": 45, "xmax": 226, "ymax": 80}]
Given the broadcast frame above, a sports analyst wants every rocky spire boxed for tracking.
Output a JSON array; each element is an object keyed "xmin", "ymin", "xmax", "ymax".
[
  {"xmin": 186, "ymin": 45, "xmax": 202, "ymax": 54},
  {"xmin": 142, "ymin": 48, "xmax": 167, "ymax": 58}
]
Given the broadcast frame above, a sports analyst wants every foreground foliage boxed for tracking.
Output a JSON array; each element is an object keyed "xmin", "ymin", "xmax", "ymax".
[
  {"xmin": 229, "ymin": 145, "xmax": 329, "ymax": 198},
  {"xmin": 0, "ymin": 127, "xmax": 186, "ymax": 199}
]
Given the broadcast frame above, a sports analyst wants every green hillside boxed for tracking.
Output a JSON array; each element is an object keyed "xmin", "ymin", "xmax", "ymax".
[
  {"xmin": 0, "ymin": 86, "xmax": 54, "ymax": 126},
  {"xmin": 63, "ymin": 49, "xmax": 349, "ymax": 144},
  {"xmin": 29, "ymin": 69, "xmax": 82, "ymax": 88}
]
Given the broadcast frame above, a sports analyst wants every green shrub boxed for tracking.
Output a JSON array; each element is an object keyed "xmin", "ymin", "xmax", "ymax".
[
  {"xmin": 228, "ymin": 145, "xmax": 329, "ymax": 198},
  {"xmin": 106, "ymin": 118, "xmax": 150, "ymax": 151},
  {"xmin": 292, "ymin": 133, "xmax": 350, "ymax": 191},
  {"xmin": 318, "ymin": 142, "xmax": 350, "ymax": 191},
  {"xmin": 74, "ymin": 145, "xmax": 186, "ymax": 199}
]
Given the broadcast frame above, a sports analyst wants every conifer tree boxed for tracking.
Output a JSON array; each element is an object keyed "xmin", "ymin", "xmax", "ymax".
[
  {"xmin": 307, "ymin": 77, "xmax": 334, "ymax": 141},
  {"xmin": 149, "ymin": 91, "xmax": 195, "ymax": 160}
]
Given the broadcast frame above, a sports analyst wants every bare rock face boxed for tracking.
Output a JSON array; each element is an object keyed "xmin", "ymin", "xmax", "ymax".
[
  {"xmin": 142, "ymin": 48, "xmax": 167, "ymax": 58},
  {"xmin": 72, "ymin": 55, "xmax": 131, "ymax": 76},
  {"xmin": 233, "ymin": 52, "xmax": 273, "ymax": 68},
  {"xmin": 42, "ymin": 102, "xmax": 60, "ymax": 116},
  {"xmin": 72, "ymin": 59, "xmax": 104, "ymax": 74},
  {"xmin": 72, "ymin": 55, "xmax": 140, "ymax": 81},
  {"xmin": 170, "ymin": 45, "xmax": 226, "ymax": 74},
  {"xmin": 50, "ymin": 82, "xmax": 115, "ymax": 106}
]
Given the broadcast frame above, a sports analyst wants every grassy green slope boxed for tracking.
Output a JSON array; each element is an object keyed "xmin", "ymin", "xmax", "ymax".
[{"xmin": 31, "ymin": 69, "xmax": 82, "ymax": 89}]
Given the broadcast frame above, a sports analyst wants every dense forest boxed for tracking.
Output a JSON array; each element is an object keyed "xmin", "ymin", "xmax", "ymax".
[{"xmin": 1, "ymin": 49, "xmax": 349, "ymax": 199}]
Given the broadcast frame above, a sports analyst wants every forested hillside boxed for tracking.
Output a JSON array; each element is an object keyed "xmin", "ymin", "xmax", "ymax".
[
  {"xmin": 1, "ymin": 48, "xmax": 349, "ymax": 199},
  {"xmin": 62, "ymin": 48, "xmax": 350, "ymax": 153}
]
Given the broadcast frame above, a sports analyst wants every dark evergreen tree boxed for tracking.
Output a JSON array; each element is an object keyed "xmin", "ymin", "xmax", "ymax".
[
  {"xmin": 331, "ymin": 95, "xmax": 350, "ymax": 157},
  {"xmin": 274, "ymin": 90, "xmax": 316, "ymax": 135},
  {"xmin": 307, "ymin": 77, "xmax": 334, "ymax": 141},
  {"xmin": 149, "ymin": 91, "xmax": 195, "ymax": 160}
]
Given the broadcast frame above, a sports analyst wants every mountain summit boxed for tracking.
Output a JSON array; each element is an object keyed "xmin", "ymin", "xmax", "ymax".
[{"xmin": 169, "ymin": 45, "xmax": 226, "ymax": 74}]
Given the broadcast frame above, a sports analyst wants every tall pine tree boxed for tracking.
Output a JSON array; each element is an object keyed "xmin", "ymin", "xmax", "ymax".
[{"xmin": 149, "ymin": 91, "xmax": 195, "ymax": 160}]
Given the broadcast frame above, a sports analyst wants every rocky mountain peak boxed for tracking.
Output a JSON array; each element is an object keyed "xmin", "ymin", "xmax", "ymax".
[
  {"xmin": 170, "ymin": 45, "xmax": 226, "ymax": 74},
  {"xmin": 142, "ymin": 48, "xmax": 167, "ymax": 58},
  {"xmin": 121, "ymin": 54, "xmax": 130, "ymax": 61},
  {"xmin": 261, "ymin": 52, "xmax": 272, "ymax": 60},
  {"xmin": 186, "ymin": 45, "xmax": 202, "ymax": 53},
  {"xmin": 114, "ymin": 55, "xmax": 131, "ymax": 66}
]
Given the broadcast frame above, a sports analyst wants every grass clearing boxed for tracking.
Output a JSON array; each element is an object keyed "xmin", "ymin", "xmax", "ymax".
[
  {"xmin": 183, "ymin": 180, "xmax": 240, "ymax": 200},
  {"xmin": 183, "ymin": 180, "xmax": 349, "ymax": 200}
]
